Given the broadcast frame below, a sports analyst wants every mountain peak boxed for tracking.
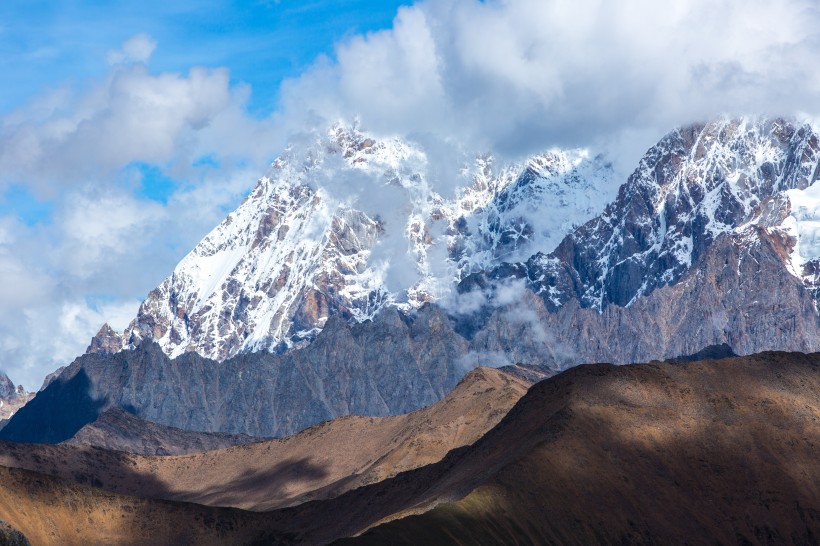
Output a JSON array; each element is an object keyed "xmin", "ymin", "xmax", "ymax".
[
  {"xmin": 514, "ymin": 116, "xmax": 820, "ymax": 311},
  {"xmin": 86, "ymin": 323, "xmax": 122, "ymax": 355},
  {"xmin": 105, "ymin": 124, "xmax": 616, "ymax": 362},
  {"xmin": 93, "ymin": 116, "xmax": 820, "ymax": 365},
  {"xmin": 0, "ymin": 372, "xmax": 32, "ymax": 420}
]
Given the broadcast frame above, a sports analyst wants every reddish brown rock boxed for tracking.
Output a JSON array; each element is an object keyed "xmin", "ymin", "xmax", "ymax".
[{"xmin": 85, "ymin": 323, "xmax": 122, "ymax": 355}]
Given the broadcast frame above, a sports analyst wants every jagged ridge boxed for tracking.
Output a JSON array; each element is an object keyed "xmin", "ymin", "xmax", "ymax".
[
  {"xmin": 484, "ymin": 117, "xmax": 820, "ymax": 311},
  {"xmin": 102, "ymin": 123, "xmax": 616, "ymax": 361}
]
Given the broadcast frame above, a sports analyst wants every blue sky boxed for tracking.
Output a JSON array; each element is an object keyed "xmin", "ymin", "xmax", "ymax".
[
  {"xmin": 0, "ymin": 0, "xmax": 410, "ymax": 115},
  {"xmin": 0, "ymin": 0, "xmax": 410, "ymax": 215},
  {"xmin": 2, "ymin": 0, "xmax": 820, "ymax": 389}
]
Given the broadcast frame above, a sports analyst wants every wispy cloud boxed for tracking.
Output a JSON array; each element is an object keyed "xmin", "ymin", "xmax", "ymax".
[
  {"xmin": 0, "ymin": 59, "xmax": 282, "ymax": 196},
  {"xmin": 107, "ymin": 33, "xmax": 157, "ymax": 65}
]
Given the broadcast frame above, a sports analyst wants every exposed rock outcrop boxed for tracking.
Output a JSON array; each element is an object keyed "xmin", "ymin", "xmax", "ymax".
[
  {"xmin": 486, "ymin": 117, "xmax": 820, "ymax": 311},
  {"xmin": 9, "ymin": 227, "xmax": 820, "ymax": 440},
  {"xmin": 99, "ymin": 119, "xmax": 820, "ymax": 371},
  {"xmin": 0, "ymin": 375, "xmax": 31, "ymax": 421},
  {"xmin": 0, "ymin": 376, "xmax": 15, "ymax": 402},
  {"xmin": 2, "ymin": 305, "xmax": 483, "ymax": 439},
  {"xmin": 469, "ymin": 225, "xmax": 820, "ymax": 369},
  {"xmin": 38, "ymin": 367, "xmax": 65, "ymax": 392},
  {"xmin": 85, "ymin": 324, "xmax": 122, "ymax": 355},
  {"xmin": 21, "ymin": 117, "xmax": 816, "ymax": 440}
]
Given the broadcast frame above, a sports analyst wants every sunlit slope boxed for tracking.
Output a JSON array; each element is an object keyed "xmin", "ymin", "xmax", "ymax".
[{"xmin": 347, "ymin": 353, "xmax": 820, "ymax": 545}]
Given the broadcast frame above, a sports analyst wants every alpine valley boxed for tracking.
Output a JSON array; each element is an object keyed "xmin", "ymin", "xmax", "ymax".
[{"xmin": 1, "ymin": 116, "xmax": 820, "ymax": 544}]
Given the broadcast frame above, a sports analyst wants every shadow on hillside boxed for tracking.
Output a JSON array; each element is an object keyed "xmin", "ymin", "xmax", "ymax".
[
  {"xmin": 0, "ymin": 369, "xmax": 106, "ymax": 444},
  {"xmin": 183, "ymin": 456, "xmax": 330, "ymax": 510},
  {"xmin": 0, "ymin": 462, "xmax": 293, "ymax": 546}
]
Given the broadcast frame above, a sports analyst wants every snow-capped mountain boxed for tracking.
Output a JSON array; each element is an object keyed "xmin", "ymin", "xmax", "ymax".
[
  {"xmin": 34, "ymin": 116, "xmax": 820, "ymax": 440},
  {"xmin": 110, "ymin": 124, "xmax": 616, "ymax": 361},
  {"xmin": 92, "ymin": 116, "xmax": 820, "ymax": 368},
  {"xmin": 477, "ymin": 117, "xmax": 820, "ymax": 311}
]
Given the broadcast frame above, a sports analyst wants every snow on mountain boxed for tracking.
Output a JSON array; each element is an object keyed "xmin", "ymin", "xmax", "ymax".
[
  {"xmin": 497, "ymin": 117, "xmax": 820, "ymax": 311},
  {"xmin": 782, "ymin": 181, "xmax": 820, "ymax": 299},
  {"xmin": 111, "ymin": 123, "xmax": 617, "ymax": 361},
  {"xmin": 59, "ymin": 116, "xmax": 820, "ymax": 441},
  {"xmin": 451, "ymin": 149, "xmax": 615, "ymax": 274},
  {"xmin": 90, "ymin": 117, "xmax": 820, "ymax": 364}
]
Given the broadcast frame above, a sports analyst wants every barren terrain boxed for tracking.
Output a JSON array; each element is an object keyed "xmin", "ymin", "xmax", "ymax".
[
  {"xmin": 348, "ymin": 353, "xmax": 820, "ymax": 544},
  {"xmin": 0, "ymin": 353, "xmax": 818, "ymax": 545},
  {"xmin": 0, "ymin": 366, "xmax": 529, "ymax": 511}
]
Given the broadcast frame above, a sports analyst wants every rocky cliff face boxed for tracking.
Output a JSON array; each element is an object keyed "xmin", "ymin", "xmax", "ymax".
[
  {"xmin": 12, "ymin": 221, "xmax": 818, "ymax": 440},
  {"xmin": 85, "ymin": 324, "xmax": 122, "ymax": 355},
  {"xmin": 0, "ymin": 374, "xmax": 16, "ymax": 402},
  {"xmin": 468, "ymin": 226, "xmax": 820, "ymax": 370},
  {"xmin": 456, "ymin": 118, "xmax": 820, "ymax": 369},
  {"xmin": 474, "ymin": 117, "xmax": 820, "ymax": 311},
  {"xmin": 4, "ymin": 301, "xmax": 565, "ymax": 440},
  {"xmin": 103, "ymin": 117, "xmax": 820, "ymax": 368},
  {"xmin": 4, "ymin": 306, "xmax": 463, "ymax": 439}
]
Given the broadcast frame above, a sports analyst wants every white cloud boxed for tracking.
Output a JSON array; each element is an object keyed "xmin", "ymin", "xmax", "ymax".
[
  {"xmin": 0, "ymin": 179, "xmax": 261, "ymax": 390},
  {"xmin": 107, "ymin": 33, "xmax": 157, "ymax": 65},
  {"xmin": 0, "ymin": 40, "xmax": 282, "ymax": 197},
  {"xmin": 0, "ymin": 298, "xmax": 142, "ymax": 391},
  {"xmin": 0, "ymin": 246, "xmax": 54, "ymax": 310},
  {"xmin": 0, "ymin": 34, "xmax": 289, "ymax": 389},
  {"xmin": 283, "ymin": 0, "xmax": 820, "ymax": 171},
  {"xmin": 54, "ymin": 193, "xmax": 168, "ymax": 281}
]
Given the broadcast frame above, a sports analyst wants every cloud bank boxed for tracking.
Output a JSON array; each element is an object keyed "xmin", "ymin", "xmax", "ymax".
[{"xmin": 283, "ymin": 0, "xmax": 820, "ymax": 167}]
